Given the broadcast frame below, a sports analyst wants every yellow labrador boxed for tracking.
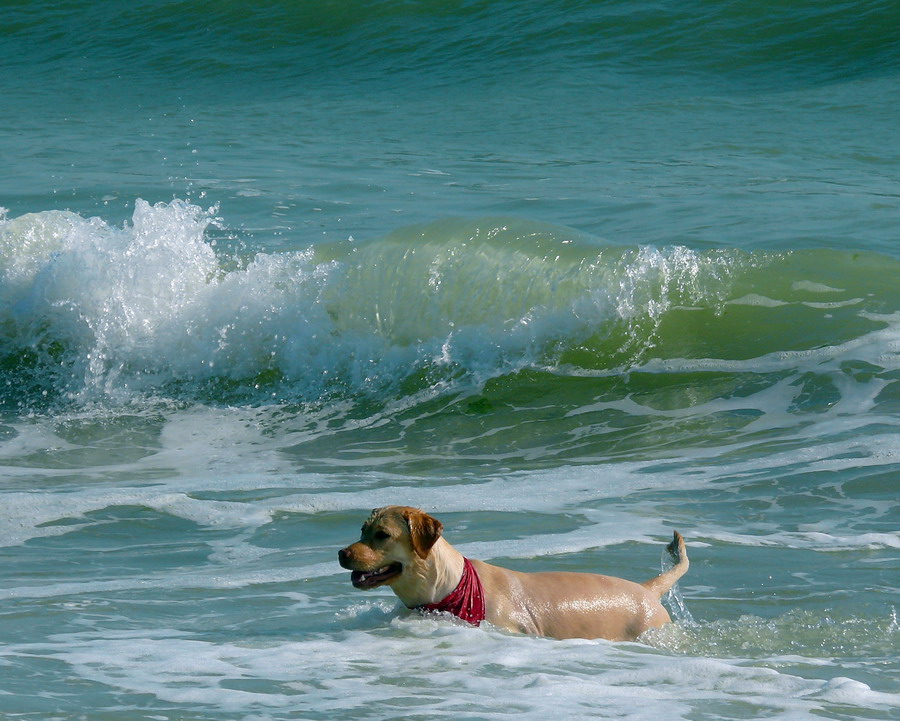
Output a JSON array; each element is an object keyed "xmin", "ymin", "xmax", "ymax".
[{"xmin": 338, "ymin": 505, "xmax": 689, "ymax": 641}]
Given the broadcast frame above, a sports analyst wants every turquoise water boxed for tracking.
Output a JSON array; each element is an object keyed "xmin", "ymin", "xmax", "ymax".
[{"xmin": 1, "ymin": 2, "xmax": 899, "ymax": 719}]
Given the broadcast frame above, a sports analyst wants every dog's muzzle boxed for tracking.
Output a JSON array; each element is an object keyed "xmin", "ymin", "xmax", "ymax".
[{"xmin": 338, "ymin": 547, "xmax": 402, "ymax": 589}]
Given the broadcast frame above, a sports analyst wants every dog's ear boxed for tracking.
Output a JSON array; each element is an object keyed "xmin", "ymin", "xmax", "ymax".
[{"xmin": 404, "ymin": 509, "xmax": 443, "ymax": 559}]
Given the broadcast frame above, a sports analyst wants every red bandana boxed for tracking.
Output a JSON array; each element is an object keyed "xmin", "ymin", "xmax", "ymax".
[{"xmin": 416, "ymin": 557, "xmax": 486, "ymax": 626}]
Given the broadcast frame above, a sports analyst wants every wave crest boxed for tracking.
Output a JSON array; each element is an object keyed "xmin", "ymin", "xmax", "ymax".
[{"xmin": 1, "ymin": 201, "xmax": 898, "ymax": 409}]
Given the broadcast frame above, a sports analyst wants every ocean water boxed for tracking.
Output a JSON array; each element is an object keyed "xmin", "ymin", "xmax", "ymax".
[{"xmin": 1, "ymin": 1, "xmax": 899, "ymax": 719}]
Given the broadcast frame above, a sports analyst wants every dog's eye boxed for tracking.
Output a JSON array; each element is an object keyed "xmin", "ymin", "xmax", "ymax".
[{"xmin": 374, "ymin": 530, "xmax": 390, "ymax": 541}]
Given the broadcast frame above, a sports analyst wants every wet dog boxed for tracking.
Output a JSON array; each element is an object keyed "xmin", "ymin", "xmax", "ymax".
[{"xmin": 338, "ymin": 505, "xmax": 689, "ymax": 641}]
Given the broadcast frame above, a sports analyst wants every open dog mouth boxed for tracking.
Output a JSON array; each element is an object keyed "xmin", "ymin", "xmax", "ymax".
[{"xmin": 351, "ymin": 562, "xmax": 403, "ymax": 589}]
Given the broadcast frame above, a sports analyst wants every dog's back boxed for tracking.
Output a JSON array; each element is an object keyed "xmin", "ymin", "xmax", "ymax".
[{"xmin": 472, "ymin": 560, "xmax": 674, "ymax": 640}]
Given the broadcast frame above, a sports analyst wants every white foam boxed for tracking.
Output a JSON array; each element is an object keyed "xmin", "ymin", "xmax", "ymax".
[
  {"xmin": 792, "ymin": 281, "xmax": 845, "ymax": 294},
  {"xmin": 2, "ymin": 408, "xmax": 895, "ymax": 557},
  {"xmin": 698, "ymin": 529, "xmax": 900, "ymax": 551},
  {"xmin": 5, "ymin": 621, "xmax": 895, "ymax": 720},
  {"xmin": 727, "ymin": 293, "xmax": 789, "ymax": 307}
]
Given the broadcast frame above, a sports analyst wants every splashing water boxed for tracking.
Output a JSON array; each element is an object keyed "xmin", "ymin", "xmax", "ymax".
[{"xmin": 660, "ymin": 541, "xmax": 696, "ymax": 626}]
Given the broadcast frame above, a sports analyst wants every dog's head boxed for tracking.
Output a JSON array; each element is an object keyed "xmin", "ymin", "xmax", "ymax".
[{"xmin": 338, "ymin": 506, "xmax": 443, "ymax": 589}]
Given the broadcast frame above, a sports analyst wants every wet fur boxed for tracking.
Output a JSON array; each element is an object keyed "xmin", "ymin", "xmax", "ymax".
[{"xmin": 339, "ymin": 505, "xmax": 689, "ymax": 641}]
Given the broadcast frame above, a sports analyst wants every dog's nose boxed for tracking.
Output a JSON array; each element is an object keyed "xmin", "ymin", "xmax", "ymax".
[{"xmin": 338, "ymin": 547, "xmax": 351, "ymax": 568}]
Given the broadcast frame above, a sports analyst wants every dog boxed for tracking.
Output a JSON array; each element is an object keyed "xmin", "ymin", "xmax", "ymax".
[{"xmin": 338, "ymin": 505, "xmax": 689, "ymax": 641}]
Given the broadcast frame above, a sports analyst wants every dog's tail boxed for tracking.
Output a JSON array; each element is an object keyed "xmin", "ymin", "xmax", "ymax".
[{"xmin": 641, "ymin": 531, "xmax": 689, "ymax": 598}]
